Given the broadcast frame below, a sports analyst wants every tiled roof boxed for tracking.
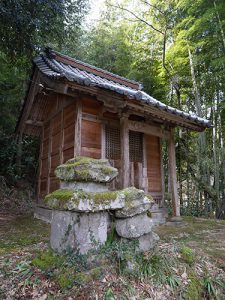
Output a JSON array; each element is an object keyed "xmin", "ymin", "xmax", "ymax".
[{"xmin": 34, "ymin": 48, "xmax": 211, "ymax": 129}]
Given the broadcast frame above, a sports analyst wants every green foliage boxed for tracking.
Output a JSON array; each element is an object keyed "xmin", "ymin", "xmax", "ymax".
[
  {"xmin": 0, "ymin": 216, "xmax": 50, "ymax": 254},
  {"xmin": 103, "ymin": 288, "xmax": 116, "ymax": 300},
  {"xmin": 137, "ymin": 252, "xmax": 181, "ymax": 288},
  {"xmin": 56, "ymin": 273, "xmax": 74, "ymax": 290},
  {"xmin": 106, "ymin": 224, "xmax": 116, "ymax": 246},
  {"xmin": 180, "ymin": 245, "xmax": 194, "ymax": 265},
  {"xmin": 0, "ymin": 0, "xmax": 89, "ymax": 58},
  {"xmin": 202, "ymin": 272, "xmax": 225, "ymax": 300},
  {"xmin": 185, "ymin": 271, "xmax": 203, "ymax": 300},
  {"xmin": 32, "ymin": 250, "xmax": 64, "ymax": 270},
  {"xmin": 0, "ymin": 0, "xmax": 89, "ymax": 188},
  {"xmin": 1, "ymin": 0, "xmax": 225, "ymax": 220}
]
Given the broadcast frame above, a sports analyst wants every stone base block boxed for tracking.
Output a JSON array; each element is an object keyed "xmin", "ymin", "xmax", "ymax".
[
  {"xmin": 115, "ymin": 212, "xmax": 153, "ymax": 238},
  {"xmin": 137, "ymin": 232, "xmax": 160, "ymax": 251},
  {"xmin": 121, "ymin": 232, "xmax": 159, "ymax": 252},
  {"xmin": 50, "ymin": 210, "xmax": 110, "ymax": 254},
  {"xmin": 60, "ymin": 181, "xmax": 109, "ymax": 192},
  {"xmin": 34, "ymin": 206, "xmax": 52, "ymax": 223}
]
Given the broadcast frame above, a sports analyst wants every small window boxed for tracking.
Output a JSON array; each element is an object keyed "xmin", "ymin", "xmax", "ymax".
[
  {"xmin": 105, "ymin": 125, "xmax": 121, "ymax": 160},
  {"xmin": 105, "ymin": 126, "xmax": 143, "ymax": 162},
  {"xmin": 129, "ymin": 131, "xmax": 143, "ymax": 162}
]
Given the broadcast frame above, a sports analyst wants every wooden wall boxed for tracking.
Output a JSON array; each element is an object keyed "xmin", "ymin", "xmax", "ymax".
[
  {"xmin": 145, "ymin": 134, "xmax": 162, "ymax": 202},
  {"xmin": 38, "ymin": 93, "xmax": 163, "ymax": 202},
  {"xmin": 38, "ymin": 95, "xmax": 104, "ymax": 200},
  {"xmin": 81, "ymin": 98, "xmax": 102, "ymax": 159},
  {"xmin": 39, "ymin": 94, "xmax": 76, "ymax": 200}
]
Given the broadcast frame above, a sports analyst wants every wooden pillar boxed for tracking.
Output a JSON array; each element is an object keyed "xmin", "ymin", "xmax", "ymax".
[
  {"xmin": 74, "ymin": 99, "xmax": 82, "ymax": 156},
  {"xmin": 37, "ymin": 126, "xmax": 44, "ymax": 203},
  {"xmin": 47, "ymin": 121, "xmax": 53, "ymax": 194},
  {"xmin": 101, "ymin": 123, "xmax": 106, "ymax": 159},
  {"xmin": 168, "ymin": 130, "xmax": 180, "ymax": 217},
  {"xmin": 120, "ymin": 115, "xmax": 130, "ymax": 188},
  {"xmin": 160, "ymin": 138, "xmax": 165, "ymax": 207},
  {"xmin": 142, "ymin": 134, "xmax": 148, "ymax": 192},
  {"xmin": 60, "ymin": 109, "xmax": 64, "ymax": 164}
]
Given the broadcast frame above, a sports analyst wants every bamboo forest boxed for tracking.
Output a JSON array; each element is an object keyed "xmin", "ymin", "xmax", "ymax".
[{"xmin": 1, "ymin": 1, "xmax": 225, "ymax": 299}]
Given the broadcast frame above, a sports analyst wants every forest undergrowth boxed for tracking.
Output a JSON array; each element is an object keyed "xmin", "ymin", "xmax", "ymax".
[{"xmin": 0, "ymin": 215, "xmax": 225, "ymax": 299}]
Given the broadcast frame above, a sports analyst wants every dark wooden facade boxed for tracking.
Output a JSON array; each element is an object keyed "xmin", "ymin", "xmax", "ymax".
[
  {"xmin": 38, "ymin": 93, "xmax": 163, "ymax": 204},
  {"xmin": 16, "ymin": 49, "xmax": 211, "ymax": 217}
]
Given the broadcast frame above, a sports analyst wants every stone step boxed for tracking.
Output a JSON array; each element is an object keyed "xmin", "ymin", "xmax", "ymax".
[
  {"xmin": 34, "ymin": 206, "xmax": 52, "ymax": 223},
  {"xmin": 150, "ymin": 207, "xmax": 168, "ymax": 225}
]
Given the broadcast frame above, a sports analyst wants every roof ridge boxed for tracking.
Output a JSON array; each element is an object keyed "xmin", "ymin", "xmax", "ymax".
[{"xmin": 44, "ymin": 47, "xmax": 142, "ymax": 90}]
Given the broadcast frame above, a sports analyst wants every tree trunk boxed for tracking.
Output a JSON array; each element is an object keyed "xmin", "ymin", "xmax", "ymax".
[{"xmin": 16, "ymin": 133, "xmax": 23, "ymax": 177}]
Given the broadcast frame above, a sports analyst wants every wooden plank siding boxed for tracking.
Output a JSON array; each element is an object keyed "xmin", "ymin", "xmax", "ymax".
[
  {"xmin": 145, "ymin": 134, "xmax": 162, "ymax": 204},
  {"xmin": 63, "ymin": 102, "xmax": 76, "ymax": 162},
  {"xmin": 39, "ymin": 96, "xmax": 77, "ymax": 200},
  {"xmin": 38, "ymin": 95, "xmax": 104, "ymax": 200},
  {"xmin": 81, "ymin": 97, "xmax": 102, "ymax": 159},
  {"xmin": 38, "ymin": 93, "xmax": 164, "ymax": 205},
  {"xmin": 81, "ymin": 120, "xmax": 102, "ymax": 158}
]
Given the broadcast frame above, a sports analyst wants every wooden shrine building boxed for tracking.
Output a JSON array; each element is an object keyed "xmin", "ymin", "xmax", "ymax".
[{"xmin": 16, "ymin": 48, "xmax": 211, "ymax": 217}]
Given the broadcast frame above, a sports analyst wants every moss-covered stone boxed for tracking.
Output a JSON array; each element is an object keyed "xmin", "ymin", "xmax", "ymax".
[
  {"xmin": 44, "ymin": 187, "xmax": 154, "ymax": 214},
  {"xmin": 44, "ymin": 189, "xmax": 125, "ymax": 212},
  {"xmin": 44, "ymin": 189, "xmax": 74, "ymax": 209},
  {"xmin": 115, "ymin": 187, "xmax": 154, "ymax": 218},
  {"xmin": 55, "ymin": 156, "xmax": 118, "ymax": 183}
]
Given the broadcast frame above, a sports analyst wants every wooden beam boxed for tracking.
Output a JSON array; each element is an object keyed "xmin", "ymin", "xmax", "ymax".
[
  {"xmin": 120, "ymin": 115, "xmax": 130, "ymax": 187},
  {"xmin": 128, "ymin": 102, "xmax": 205, "ymax": 132},
  {"xmin": 74, "ymin": 99, "xmax": 82, "ymax": 156},
  {"xmin": 128, "ymin": 120, "xmax": 170, "ymax": 139},
  {"xmin": 39, "ymin": 73, "xmax": 69, "ymax": 95},
  {"xmin": 25, "ymin": 120, "xmax": 43, "ymax": 126},
  {"xmin": 17, "ymin": 69, "xmax": 40, "ymax": 134},
  {"xmin": 168, "ymin": 130, "xmax": 180, "ymax": 217}
]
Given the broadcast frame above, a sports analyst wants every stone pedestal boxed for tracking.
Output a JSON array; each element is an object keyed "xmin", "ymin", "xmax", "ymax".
[
  {"xmin": 51, "ymin": 210, "xmax": 110, "ymax": 254},
  {"xmin": 44, "ymin": 156, "xmax": 160, "ymax": 254}
]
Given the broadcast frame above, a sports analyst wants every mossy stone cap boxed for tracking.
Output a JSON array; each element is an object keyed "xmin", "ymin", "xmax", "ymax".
[
  {"xmin": 115, "ymin": 187, "xmax": 154, "ymax": 218},
  {"xmin": 44, "ymin": 189, "xmax": 125, "ymax": 212},
  {"xmin": 55, "ymin": 156, "xmax": 118, "ymax": 183}
]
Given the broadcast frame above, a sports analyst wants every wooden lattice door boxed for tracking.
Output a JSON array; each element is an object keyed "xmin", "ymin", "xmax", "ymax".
[{"xmin": 105, "ymin": 126, "xmax": 144, "ymax": 190}]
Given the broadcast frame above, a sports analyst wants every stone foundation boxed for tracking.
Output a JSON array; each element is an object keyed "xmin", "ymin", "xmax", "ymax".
[
  {"xmin": 51, "ymin": 210, "xmax": 110, "ymax": 254},
  {"xmin": 44, "ymin": 156, "xmax": 160, "ymax": 254}
]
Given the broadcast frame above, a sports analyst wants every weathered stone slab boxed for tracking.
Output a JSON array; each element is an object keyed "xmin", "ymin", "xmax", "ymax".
[
  {"xmin": 67, "ymin": 191, "xmax": 125, "ymax": 212},
  {"xmin": 34, "ymin": 206, "xmax": 52, "ymax": 224},
  {"xmin": 60, "ymin": 181, "xmax": 109, "ymax": 192},
  {"xmin": 115, "ymin": 212, "xmax": 153, "ymax": 238},
  {"xmin": 50, "ymin": 210, "xmax": 110, "ymax": 254},
  {"xmin": 55, "ymin": 156, "xmax": 118, "ymax": 183},
  {"xmin": 115, "ymin": 187, "xmax": 154, "ymax": 218},
  {"xmin": 121, "ymin": 232, "xmax": 159, "ymax": 252},
  {"xmin": 44, "ymin": 189, "xmax": 125, "ymax": 212},
  {"xmin": 136, "ymin": 232, "xmax": 159, "ymax": 251}
]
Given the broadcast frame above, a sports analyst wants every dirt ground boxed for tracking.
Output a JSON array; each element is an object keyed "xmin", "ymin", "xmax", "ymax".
[{"xmin": 0, "ymin": 214, "xmax": 225, "ymax": 299}]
